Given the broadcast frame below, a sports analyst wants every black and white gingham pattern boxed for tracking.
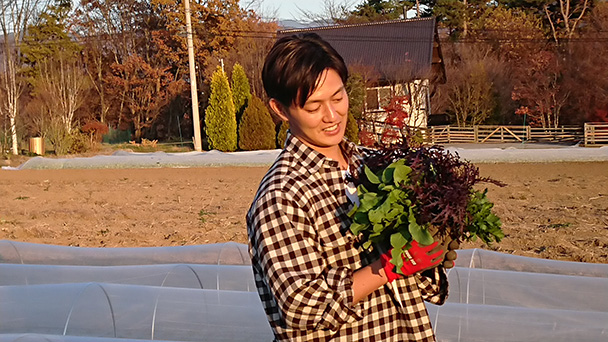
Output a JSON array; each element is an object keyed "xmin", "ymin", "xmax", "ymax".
[{"xmin": 247, "ymin": 133, "xmax": 448, "ymax": 341}]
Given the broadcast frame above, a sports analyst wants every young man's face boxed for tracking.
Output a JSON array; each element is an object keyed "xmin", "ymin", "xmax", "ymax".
[{"xmin": 271, "ymin": 68, "xmax": 349, "ymax": 158}]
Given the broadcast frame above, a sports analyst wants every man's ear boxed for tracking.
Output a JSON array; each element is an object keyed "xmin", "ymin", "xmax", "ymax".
[{"xmin": 269, "ymin": 99, "xmax": 289, "ymax": 122}]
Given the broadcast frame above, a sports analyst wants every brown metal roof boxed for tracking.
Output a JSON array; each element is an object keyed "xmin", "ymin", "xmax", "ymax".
[{"xmin": 278, "ymin": 17, "xmax": 445, "ymax": 84}]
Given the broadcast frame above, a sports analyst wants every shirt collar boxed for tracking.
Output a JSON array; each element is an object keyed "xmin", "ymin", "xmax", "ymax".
[{"xmin": 284, "ymin": 131, "xmax": 362, "ymax": 174}]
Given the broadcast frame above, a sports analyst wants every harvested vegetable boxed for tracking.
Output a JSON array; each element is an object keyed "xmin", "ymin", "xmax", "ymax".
[{"xmin": 349, "ymin": 143, "xmax": 504, "ymax": 272}]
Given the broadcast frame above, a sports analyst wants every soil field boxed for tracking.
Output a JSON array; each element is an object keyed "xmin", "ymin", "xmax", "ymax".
[{"xmin": 0, "ymin": 161, "xmax": 607, "ymax": 264}]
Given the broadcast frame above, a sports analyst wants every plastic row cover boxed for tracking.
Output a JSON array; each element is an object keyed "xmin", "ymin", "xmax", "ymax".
[
  {"xmin": 2, "ymin": 241, "xmax": 607, "ymax": 342},
  {"xmin": 0, "ymin": 240, "xmax": 250, "ymax": 266},
  {"xmin": 455, "ymin": 248, "xmax": 608, "ymax": 277},
  {"xmin": 0, "ymin": 283, "xmax": 273, "ymax": 341},
  {"xmin": 0, "ymin": 264, "xmax": 255, "ymax": 291},
  {"xmin": 427, "ymin": 302, "xmax": 608, "ymax": 342},
  {"xmin": 446, "ymin": 267, "xmax": 608, "ymax": 312},
  {"xmin": 0, "ymin": 335, "xmax": 186, "ymax": 342}
]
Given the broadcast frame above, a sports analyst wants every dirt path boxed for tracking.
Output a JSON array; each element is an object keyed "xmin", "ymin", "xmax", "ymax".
[{"xmin": 1, "ymin": 162, "xmax": 607, "ymax": 263}]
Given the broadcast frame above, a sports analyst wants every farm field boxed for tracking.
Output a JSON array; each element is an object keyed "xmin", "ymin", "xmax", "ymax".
[{"xmin": 0, "ymin": 161, "xmax": 607, "ymax": 264}]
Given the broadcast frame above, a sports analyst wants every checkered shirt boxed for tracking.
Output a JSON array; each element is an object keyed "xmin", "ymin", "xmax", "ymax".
[{"xmin": 247, "ymin": 133, "xmax": 448, "ymax": 341}]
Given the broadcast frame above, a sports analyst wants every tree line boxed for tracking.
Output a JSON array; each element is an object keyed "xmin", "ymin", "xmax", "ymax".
[{"xmin": 1, "ymin": 0, "xmax": 606, "ymax": 155}]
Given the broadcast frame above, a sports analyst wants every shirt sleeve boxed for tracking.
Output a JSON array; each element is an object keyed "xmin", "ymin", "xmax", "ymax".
[
  {"xmin": 248, "ymin": 190, "xmax": 365, "ymax": 331},
  {"xmin": 416, "ymin": 266, "xmax": 449, "ymax": 305}
]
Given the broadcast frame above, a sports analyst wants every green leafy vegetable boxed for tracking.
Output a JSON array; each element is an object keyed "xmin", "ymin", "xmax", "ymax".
[{"xmin": 349, "ymin": 143, "xmax": 505, "ymax": 271}]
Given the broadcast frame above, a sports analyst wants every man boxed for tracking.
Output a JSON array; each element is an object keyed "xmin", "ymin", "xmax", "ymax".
[{"xmin": 247, "ymin": 33, "xmax": 448, "ymax": 341}]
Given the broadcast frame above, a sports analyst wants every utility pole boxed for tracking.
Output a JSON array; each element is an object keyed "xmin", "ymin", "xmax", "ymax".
[{"xmin": 184, "ymin": 0, "xmax": 202, "ymax": 151}]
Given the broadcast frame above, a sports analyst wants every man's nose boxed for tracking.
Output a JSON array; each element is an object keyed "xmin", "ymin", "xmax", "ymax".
[{"xmin": 323, "ymin": 103, "xmax": 339, "ymax": 121}]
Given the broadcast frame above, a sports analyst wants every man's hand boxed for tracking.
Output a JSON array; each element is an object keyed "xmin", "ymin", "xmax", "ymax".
[{"xmin": 380, "ymin": 241, "xmax": 444, "ymax": 283}]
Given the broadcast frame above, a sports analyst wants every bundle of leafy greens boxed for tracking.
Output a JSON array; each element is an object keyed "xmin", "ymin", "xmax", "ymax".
[{"xmin": 348, "ymin": 143, "xmax": 504, "ymax": 271}]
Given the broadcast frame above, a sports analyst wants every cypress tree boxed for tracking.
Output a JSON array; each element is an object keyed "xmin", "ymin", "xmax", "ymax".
[
  {"xmin": 277, "ymin": 121, "xmax": 289, "ymax": 148},
  {"xmin": 205, "ymin": 66, "xmax": 237, "ymax": 151},
  {"xmin": 345, "ymin": 112, "xmax": 360, "ymax": 143},
  {"xmin": 239, "ymin": 95, "xmax": 276, "ymax": 150},
  {"xmin": 231, "ymin": 63, "xmax": 252, "ymax": 121},
  {"xmin": 345, "ymin": 73, "xmax": 366, "ymax": 143}
]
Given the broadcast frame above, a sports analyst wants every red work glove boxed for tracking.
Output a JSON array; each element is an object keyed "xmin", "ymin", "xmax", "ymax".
[{"xmin": 380, "ymin": 241, "xmax": 444, "ymax": 283}]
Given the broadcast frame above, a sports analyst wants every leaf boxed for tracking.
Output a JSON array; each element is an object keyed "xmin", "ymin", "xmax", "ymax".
[
  {"xmin": 408, "ymin": 208, "xmax": 433, "ymax": 245},
  {"xmin": 364, "ymin": 165, "xmax": 381, "ymax": 184},
  {"xmin": 347, "ymin": 204, "xmax": 358, "ymax": 217},
  {"xmin": 390, "ymin": 231, "xmax": 408, "ymax": 251},
  {"xmin": 359, "ymin": 192, "xmax": 381, "ymax": 212},
  {"xmin": 393, "ymin": 164, "xmax": 412, "ymax": 186},
  {"xmin": 353, "ymin": 212, "xmax": 370, "ymax": 224},
  {"xmin": 391, "ymin": 248, "xmax": 404, "ymax": 271},
  {"xmin": 381, "ymin": 165, "xmax": 395, "ymax": 184},
  {"xmin": 350, "ymin": 222, "xmax": 369, "ymax": 235}
]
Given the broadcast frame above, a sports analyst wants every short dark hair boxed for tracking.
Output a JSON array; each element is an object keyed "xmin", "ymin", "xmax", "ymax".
[{"xmin": 262, "ymin": 33, "xmax": 348, "ymax": 108}]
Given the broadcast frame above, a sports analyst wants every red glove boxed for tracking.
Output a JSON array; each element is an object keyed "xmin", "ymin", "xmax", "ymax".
[{"xmin": 380, "ymin": 241, "xmax": 444, "ymax": 282}]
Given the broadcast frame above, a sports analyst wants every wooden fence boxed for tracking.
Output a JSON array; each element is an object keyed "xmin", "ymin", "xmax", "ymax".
[
  {"xmin": 427, "ymin": 125, "xmax": 584, "ymax": 144},
  {"xmin": 360, "ymin": 122, "xmax": 599, "ymax": 145},
  {"xmin": 584, "ymin": 122, "xmax": 608, "ymax": 145}
]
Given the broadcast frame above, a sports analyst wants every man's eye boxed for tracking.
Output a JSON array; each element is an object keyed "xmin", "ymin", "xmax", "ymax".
[
  {"xmin": 333, "ymin": 97, "xmax": 343, "ymax": 103},
  {"xmin": 305, "ymin": 106, "xmax": 320, "ymax": 112}
]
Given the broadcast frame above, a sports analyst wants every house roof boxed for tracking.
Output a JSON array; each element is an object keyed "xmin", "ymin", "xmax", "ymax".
[{"xmin": 278, "ymin": 17, "xmax": 445, "ymax": 84}]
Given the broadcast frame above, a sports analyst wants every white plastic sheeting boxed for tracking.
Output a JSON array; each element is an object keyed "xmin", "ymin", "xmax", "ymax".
[
  {"xmin": 0, "ymin": 264, "xmax": 256, "ymax": 291},
  {"xmin": 1, "ymin": 241, "xmax": 607, "ymax": 342},
  {"xmin": 0, "ymin": 240, "xmax": 250, "ymax": 266},
  {"xmin": 0, "ymin": 283, "xmax": 272, "ymax": 341},
  {"xmin": 3, "ymin": 145, "xmax": 608, "ymax": 170}
]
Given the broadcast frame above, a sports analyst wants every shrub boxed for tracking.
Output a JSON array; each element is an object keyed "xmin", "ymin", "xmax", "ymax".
[
  {"xmin": 81, "ymin": 120, "xmax": 109, "ymax": 144},
  {"xmin": 205, "ymin": 66, "xmax": 237, "ymax": 151},
  {"xmin": 239, "ymin": 96, "xmax": 276, "ymax": 150},
  {"xmin": 277, "ymin": 121, "xmax": 289, "ymax": 148}
]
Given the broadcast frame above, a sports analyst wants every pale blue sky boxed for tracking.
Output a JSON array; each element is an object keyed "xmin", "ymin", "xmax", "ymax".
[{"xmin": 256, "ymin": 0, "xmax": 356, "ymax": 21}]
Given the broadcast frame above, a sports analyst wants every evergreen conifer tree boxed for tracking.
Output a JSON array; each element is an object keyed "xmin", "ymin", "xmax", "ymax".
[
  {"xmin": 238, "ymin": 95, "xmax": 275, "ymax": 150},
  {"xmin": 345, "ymin": 73, "xmax": 365, "ymax": 143},
  {"xmin": 231, "ymin": 63, "xmax": 252, "ymax": 120},
  {"xmin": 277, "ymin": 121, "xmax": 289, "ymax": 148},
  {"xmin": 205, "ymin": 66, "xmax": 237, "ymax": 151}
]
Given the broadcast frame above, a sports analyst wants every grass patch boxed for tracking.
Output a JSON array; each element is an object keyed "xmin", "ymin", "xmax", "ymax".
[{"xmin": 198, "ymin": 209, "xmax": 215, "ymax": 224}]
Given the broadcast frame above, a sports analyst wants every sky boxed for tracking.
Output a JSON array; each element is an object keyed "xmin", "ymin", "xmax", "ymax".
[{"xmin": 255, "ymin": 0, "xmax": 356, "ymax": 21}]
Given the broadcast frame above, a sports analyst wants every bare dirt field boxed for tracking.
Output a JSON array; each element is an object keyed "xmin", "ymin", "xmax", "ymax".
[{"xmin": 1, "ymin": 160, "xmax": 607, "ymax": 264}]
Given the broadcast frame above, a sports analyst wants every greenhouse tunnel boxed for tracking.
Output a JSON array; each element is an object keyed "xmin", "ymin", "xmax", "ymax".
[{"xmin": 1, "ymin": 240, "xmax": 607, "ymax": 342}]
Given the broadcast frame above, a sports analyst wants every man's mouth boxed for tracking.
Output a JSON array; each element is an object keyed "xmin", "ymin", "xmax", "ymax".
[{"xmin": 323, "ymin": 124, "xmax": 339, "ymax": 132}]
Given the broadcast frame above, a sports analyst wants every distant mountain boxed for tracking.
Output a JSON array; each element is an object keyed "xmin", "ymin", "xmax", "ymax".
[{"xmin": 277, "ymin": 19, "xmax": 335, "ymax": 29}]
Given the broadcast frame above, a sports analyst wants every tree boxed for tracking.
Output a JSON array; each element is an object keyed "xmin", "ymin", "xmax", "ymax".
[
  {"xmin": 20, "ymin": 0, "xmax": 88, "ymax": 137},
  {"xmin": 0, "ymin": 0, "xmax": 45, "ymax": 154},
  {"xmin": 345, "ymin": 73, "xmax": 365, "ymax": 143},
  {"xmin": 205, "ymin": 66, "xmax": 237, "ymax": 151},
  {"xmin": 238, "ymin": 95, "xmax": 275, "ymax": 150},
  {"xmin": 448, "ymin": 62, "xmax": 495, "ymax": 126},
  {"xmin": 106, "ymin": 55, "xmax": 184, "ymax": 141},
  {"xmin": 346, "ymin": 0, "xmax": 411, "ymax": 23},
  {"xmin": 277, "ymin": 121, "xmax": 289, "ymax": 148},
  {"xmin": 231, "ymin": 63, "xmax": 251, "ymax": 121},
  {"xmin": 424, "ymin": 0, "xmax": 489, "ymax": 38},
  {"xmin": 21, "ymin": 0, "xmax": 81, "ymax": 79},
  {"xmin": 73, "ymin": 0, "xmax": 154, "ymax": 125},
  {"xmin": 560, "ymin": 2, "xmax": 608, "ymax": 123},
  {"xmin": 470, "ymin": 7, "xmax": 545, "ymax": 62},
  {"xmin": 511, "ymin": 49, "xmax": 568, "ymax": 128},
  {"xmin": 30, "ymin": 58, "xmax": 91, "ymax": 136},
  {"xmin": 543, "ymin": 0, "xmax": 590, "ymax": 44}
]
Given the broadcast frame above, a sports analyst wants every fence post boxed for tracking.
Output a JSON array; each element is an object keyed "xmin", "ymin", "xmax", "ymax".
[{"xmin": 474, "ymin": 126, "xmax": 479, "ymax": 143}]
